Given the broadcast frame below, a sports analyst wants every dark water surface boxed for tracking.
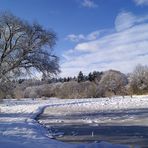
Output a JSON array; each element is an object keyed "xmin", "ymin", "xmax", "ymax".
[{"xmin": 38, "ymin": 108, "xmax": 148, "ymax": 148}]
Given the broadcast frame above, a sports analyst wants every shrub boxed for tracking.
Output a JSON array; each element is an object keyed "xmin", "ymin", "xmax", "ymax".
[{"xmin": 54, "ymin": 81, "xmax": 97, "ymax": 99}]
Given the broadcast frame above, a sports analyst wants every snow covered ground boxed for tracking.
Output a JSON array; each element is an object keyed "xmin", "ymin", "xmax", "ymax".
[{"xmin": 0, "ymin": 96, "xmax": 148, "ymax": 148}]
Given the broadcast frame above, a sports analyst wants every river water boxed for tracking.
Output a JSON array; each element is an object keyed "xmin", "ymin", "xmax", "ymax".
[{"xmin": 38, "ymin": 107, "xmax": 148, "ymax": 148}]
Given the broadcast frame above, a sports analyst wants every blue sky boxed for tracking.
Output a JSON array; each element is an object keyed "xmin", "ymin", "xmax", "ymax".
[{"xmin": 0, "ymin": 0, "xmax": 148, "ymax": 77}]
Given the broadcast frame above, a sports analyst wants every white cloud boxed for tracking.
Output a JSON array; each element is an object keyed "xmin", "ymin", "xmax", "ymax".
[
  {"xmin": 74, "ymin": 40, "xmax": 99, "ymax": 52},
  {"xmin": 115, "ymin": 12, "xmax": 136, "ymax": 32},
  {"xmin": 87, "ymin": 30, "xmax": 101, "ymax": 40},
  {"xmin": 81, "ymin": 0, "xmax": 98, "ymax": 8},
  {"xmin": 60, "ymin": 12, "xmax": 148, "ymax": 77},
  {"xmin": 115, "ymin": 11, "xmax": 148, "ymax": 32},
  {"xmin": 65, "ymin": 34, "xmax": 85, "ymax": 42},
  {"xmin": 133, "ymin": 0, "xmax": 148, "ymax": 5},
  {"xmin": 62, "ymin": 49, "xmax": 76, "ymax": 60},
  {"xmin": 65, "ymin": 30, "xmax": 101, "ymax": 42}
]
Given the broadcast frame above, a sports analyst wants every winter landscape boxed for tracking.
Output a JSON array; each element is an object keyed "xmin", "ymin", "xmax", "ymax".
[
  {"xmin": 1, "ymin": 96, "xmax": 148, "ymax": 148},
  {"xmin": 0, "ymin": 0, "xmax": 148, "ymax": 148}
]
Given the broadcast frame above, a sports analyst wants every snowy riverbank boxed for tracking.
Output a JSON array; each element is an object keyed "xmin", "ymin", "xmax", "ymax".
[{"xmin": 1, "ymin": 96, "xmax": 148, "ymax": 148}]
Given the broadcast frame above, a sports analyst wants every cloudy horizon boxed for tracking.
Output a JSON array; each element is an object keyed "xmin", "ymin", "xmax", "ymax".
[{"xmin": 61, "ymin": 10, "xmax": 148, "ymax": 77}]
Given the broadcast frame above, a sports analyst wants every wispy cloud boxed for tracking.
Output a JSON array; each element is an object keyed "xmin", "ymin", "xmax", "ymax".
[
  {"xmin": 115, "ymin": 11, "xmax": 136, "ymax": 32},
  {"xmin": 65, "ymin": 30, "xmax": 101, "ymax": 42},
  {"xmin": 133, "ymin": 0, "xmax": 148, "ymax": 5},
  {"xmin": 60, "ymin": 11, "xmax": 148, "ymax": 77},
  {"xmin": 115, "ymin": 11, "xmax": 148, "ymax": 31},
  {"xmin": 65, "ymin": 34, "xmax": 85, "ymax": 42},
  {"xmin": 81, "ymin": 0, "xmax": 98, "ymax": 8}
]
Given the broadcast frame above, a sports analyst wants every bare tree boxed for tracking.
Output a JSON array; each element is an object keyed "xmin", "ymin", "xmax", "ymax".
[
  {"xmin": 98, "ymin": 70, "xmax": 128, "ymax": 97},
  {"xmin": 129, "ymin": 64, "xmax": 148, "ymax": 95},
  {"xmin": 0, "ymin": 12, "xmax": 60, "ymax": 84}
]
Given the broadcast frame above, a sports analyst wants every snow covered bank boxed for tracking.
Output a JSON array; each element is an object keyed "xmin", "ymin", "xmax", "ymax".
[{"xmin": 1, "ymin": 96, "xmax": 147, "ymax": 148}]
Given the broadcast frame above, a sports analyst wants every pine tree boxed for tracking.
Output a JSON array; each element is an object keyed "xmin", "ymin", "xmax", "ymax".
[
  {"xmin": 77, "ymin": 71, "xmax": 84, "ymax": 83},
  {"xmin": 92, "ymin": 71, "xmax": 97, "ymax": 80},
  {"xmin": 88, "ymin": 72, "xmax": 93, "ymax": 81},
  {"xmin": 63, "ymin": 77, "xmax": 67, "ymax": 82}
]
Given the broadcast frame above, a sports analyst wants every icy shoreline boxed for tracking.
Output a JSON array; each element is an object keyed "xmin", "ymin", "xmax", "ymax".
[{"xmin": 1, "ymin": 96, "xmax": 147, "ymax": 148}]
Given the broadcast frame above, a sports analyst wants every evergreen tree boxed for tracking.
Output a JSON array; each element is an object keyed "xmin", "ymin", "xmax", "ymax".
[
  {"xmin": 92, "ymin": 71, "xmax": 97, "ymax": 80},
  {"xmin": 77, "ymin": 71, "xmax": 84, "ymax": 83},
  {"xmin": 67, "ymin": 77, "xmax": 70, "ymax": 82},
  {"xmin": 63, "ymin": 77, "xmax": 67, "ymax": 82},
  {"xmin": 88, "ymin": 72, "xmax": 93, "ymax": 81}
]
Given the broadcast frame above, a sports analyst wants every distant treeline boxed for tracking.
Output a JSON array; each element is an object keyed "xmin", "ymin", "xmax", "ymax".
[
  {"xmin": 40, "ymin": 71, "xmax": 103, "ymax": 83},
  {"xmin": 0, "ymin": 64, "xmax": 148, "ymax": 99}
]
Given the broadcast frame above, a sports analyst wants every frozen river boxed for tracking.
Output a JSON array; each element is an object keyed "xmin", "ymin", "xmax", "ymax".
[
  {"xmin": 38, "ymin": 98, "xmax": 148, "ymax": 148},
  {"xmin": 2, "ymin": 97, "xmax": 148, "ymax": 148}
]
